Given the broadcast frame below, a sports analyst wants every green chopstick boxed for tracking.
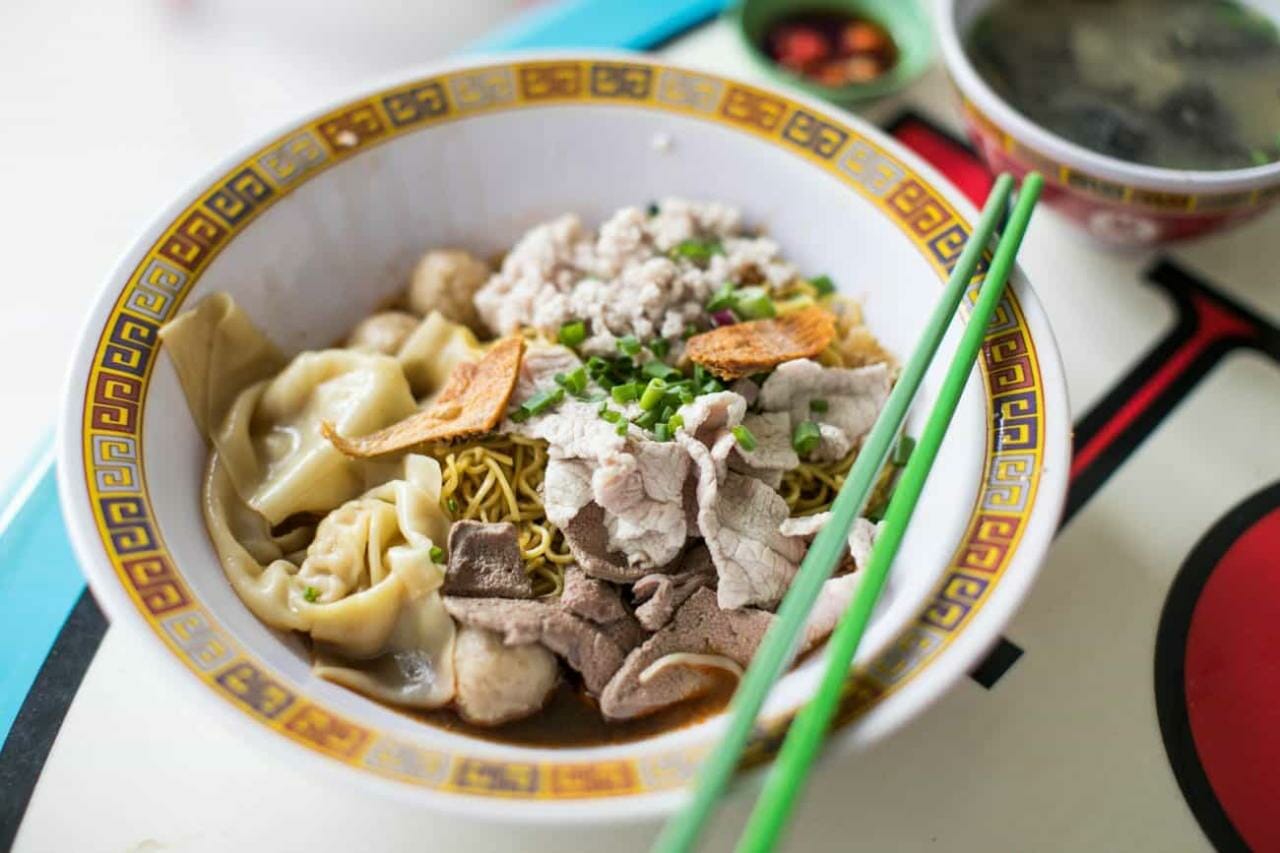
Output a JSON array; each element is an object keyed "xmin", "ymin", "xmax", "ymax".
[
  {"xmin": 737, "ymin": 173, "xmax": 1044, "ymax": 853},
  {"xmin": 652, "ymin": 172, "xmax": 1018, "ymax": 853}
]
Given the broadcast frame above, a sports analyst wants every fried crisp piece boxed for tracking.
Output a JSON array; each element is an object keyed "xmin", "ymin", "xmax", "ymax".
[
  {"xmin": 324, "ymin": 335, "xmax": 525, "ymax": 457},
  {"xmin": 685, "ymin": 306, "xmax": 836, "ymax": 380}
]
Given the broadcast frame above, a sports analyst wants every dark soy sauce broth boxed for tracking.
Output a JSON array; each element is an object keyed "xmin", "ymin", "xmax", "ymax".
[{"xmin": 415, "ymin": 670, "xmax": 739, "ymax": 747}]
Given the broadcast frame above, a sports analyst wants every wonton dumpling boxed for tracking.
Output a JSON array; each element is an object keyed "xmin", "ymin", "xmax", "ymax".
[
  {"xmin": 217, "ymin": 349, "xmax": 416, "ymax": 525},
  {"xmin": 396, "ymin": 310, "xmax": 485, "ymax": 400},
  {"xmin": 205, "ymin": 452, "xmax": 457, "ymax": 707},
  {"xmin": 159, "ymin": 292, "xmax": 286, "ymax": 438}
]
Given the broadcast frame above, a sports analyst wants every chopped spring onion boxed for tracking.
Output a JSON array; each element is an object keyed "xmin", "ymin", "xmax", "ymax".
[
  {"xmin": 653, "ymin": 423, "xmax": 672, "ymax": 442},
  {"xmin": 683, "ymin": 323, "xmax": 699, "ymax": 340},
  {"xmin": 303, "ymin": 586, "xmax": 320, "ymax": 603},
  {"xmin": 639, "ymin": 378, "xmax": 668, "ymax": 411},
  {"xmin": 642, "ymin": 360, "xmax": 680, "ymax": 381},
  {"xmin": 615, "ymin": 421, "xmax": 629, "ymax": 437},
  {"xmin": 810, "ymin": 274, "xmax": 836, "ymax": 296},
  {"xmin": 678, "ymin": 387, "xmax": 695, "ymax": 405},
  {"xmin": 671, "ymin": 238, "xmax": 723, "ymax": 264},
  {"xmin": 892, "ymin": 435, "xmax": 916, "ymax": 467},
  {"xmin": 599, "ymin": 406, "xmax": 622, "ymax": 423},
  {"xmin": 429, "ymin": 546, "xmax": 445, "ymax": 563},
  {"xmin": 555, "ymin": 366, "xmax": 588, "ymax": 395},
  {"xmin": 668, "ymin": 413, "xmax": 685, "ymax": 432},
  {"xmin": 706, "ymin": 282, "xmax": 737, "ymax": 312},
  {"xmin": 522, "ymin": 386, "xmax": 565, "ymax": 417},
  {"xmin": 508, "ymin": 407, "xmax": 531, "ymax": 423},
  {"xmin": 809, "ymin": 398, "xmax": 829, "ymax": 413},
  {"xmin": 617, "ymin": 335, "xmax": 642, "ymax": 356},
  {"xmin": 558, "ymin": 320, "xmax": 587, "ymax": 347},
  {"xmin": 648, "ymin": 337, "xmax": 671, "ymax": 359},
  {"xmin": 731, "ymin": 424, "xmax": 758, "ymax": 452},
  {"xmin": 446, "ymin": 497, "xmax": 459, "ymax": 513},
  {"xmin": 611, "ymin": 382, "xmax": 642, "ymax": 404},
  {"xmin": 792, "ymin": 420, "xmax": 821, "ymax": 456},
  {"xmin": 733, "ymin": 286, "xmax": 777, "ymax": 320}
]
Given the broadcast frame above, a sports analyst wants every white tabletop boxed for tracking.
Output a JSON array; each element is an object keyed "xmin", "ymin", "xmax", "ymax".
[{"xmin": 11, "ymin": 5, "xmax": 1280, "ymax": 852}]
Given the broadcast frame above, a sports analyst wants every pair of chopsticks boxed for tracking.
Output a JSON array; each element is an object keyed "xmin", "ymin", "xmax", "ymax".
[{"xmin": 656, "ymin": 172, "xmax": 1044, "ymax": 853}]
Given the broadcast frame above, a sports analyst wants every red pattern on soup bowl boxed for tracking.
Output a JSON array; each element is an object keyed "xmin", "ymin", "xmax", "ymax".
[{"xmin": 936, "ymin": 0, "xmax": 1280, "ymax": 247}]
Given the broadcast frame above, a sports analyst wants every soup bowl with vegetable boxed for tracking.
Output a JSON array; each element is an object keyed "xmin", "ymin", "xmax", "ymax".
[
  {"xmin": 58, "ymin": 53, "xmax": 1069, "ymax": 819},
  {"xmin": 937, "ymin": 0, "xmax": 1280, "ymax": 245}
]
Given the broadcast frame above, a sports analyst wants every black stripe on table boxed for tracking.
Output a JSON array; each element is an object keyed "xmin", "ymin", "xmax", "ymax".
[{"xmin": 0, "ymin": 590, "xmax": 107, "ymax": 851}]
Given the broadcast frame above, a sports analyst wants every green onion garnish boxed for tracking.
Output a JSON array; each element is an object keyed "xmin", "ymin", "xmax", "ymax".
[
  {"xmin": 617, "ymin": 335, "xmax": 642, "ymax": 356},
  {"xmin": 611, "ymin": 382, "xmax": 641, "ymax": 404},
  {"xmin": 671, "ymin": 238, "xmax": 723, "ymax": 264},
  {"xmin": 683, "ymin": 324, "xmax": 699, "ymax": 340},
  {"xmin": 653, "ymin": 423, "xmax": 672, "ymax": 442},
  {"xmin": 892, "ymin": 435, "xmax": 916, "ymax": 467},
  {"xmin": 810, "ymin": 274, "xmax": 836, "ymax": 296},
  {"xmin": 555, "ymin": 366, "xmax": 588, "ymax": 395},
  {"xmin": 634, "ymin": 409, "xmax": 660, "ymax": 430},
  {"xmin": 639, "ymin": 378, "xmax": 668, "ymax": 411},
  {"xmin": 446, "ymin": 497, "xmax": 459, "ymax": 513},
  {"xmin": 792, "ymin": 420, "xmax": 821, "ymax": 456},
  {"xmin": 615, "ymin": 421, "xmax": 629, "ymax": 436},
  {"xmin": 648, "ymin": 338, "xmax": 671, "ymax": 359},
  {"xmin": 731, "ymin": 424, "xmax": 758, "ymax": 452},
  {"xmin": 642, "ymin": 360, "xmax": 680, "ymax": 381},
  {"xmin": 668, "ymin": 413, "xmax": 684, "ymax": 432},
  {"xmin": 599, "ymin": 406, "xmax": 621, "ymax": 423},
  {"xmin": 523, "ymin": 386, "xmax": 565, "ymax": 416},
  {"xmin": 429, "ymin": 545, "xmax": 445, "ymax": 563},
  {"xmin": 508, "ymin": 407, "xmax": 531, "ymax": 423},
  {"xmin": 733, "ymin": 286, "xmax": 777, "ymax": 320},
  {"xmin": 678, "ymin": 388, "xmax": 695, "ymax": 405},
  {"xmin": 809, "ymin": 398, "xmax": 829, "ymax": 413},
  {"xmin": 558, "ymin": 320, "xmax": 587, "ymax": 347},
  {"xmin": 706, "ymin": 282, "xmax": 737, "ymax": 312},
  {"xmin": 303, "ymin": 586, "xmax": 320, "ymax": 602}
]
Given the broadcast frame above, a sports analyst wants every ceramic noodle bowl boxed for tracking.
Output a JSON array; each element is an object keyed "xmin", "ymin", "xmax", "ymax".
[{"xmin": 58, "ymin": 53, "xmax": 1070, "ymax": 820}]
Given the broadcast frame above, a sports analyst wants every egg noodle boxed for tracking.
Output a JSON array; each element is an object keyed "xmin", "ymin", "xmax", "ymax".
[
  {"xmin": 781, "ymin": 447, "xmax": 898, "ymax": 518},
  {"xmin": 428, "ymin": 434, "xmax": 573, "ymax": 597}
]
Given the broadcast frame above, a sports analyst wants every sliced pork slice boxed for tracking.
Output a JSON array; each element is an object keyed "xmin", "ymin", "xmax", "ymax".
[
  {"xmin": 593, "ymin": 439, "xmax": 689, "ymax": 568},
  {"xmin": 701, "ymin": 472, "xmax": 805, "ymax": 609},
  {"xmin": 778, "ymin": 513, "xmax": 880, "ymax": 571},
  {"xmin": 758, "ymin": 359, "xmax": 891, "ymax": 454},
  {"xmin": 444, "ymin": 596, "xmax": 628, "ymax": 694},
  {"xmin": 599, "ymin": 588, "xmax": 772, "ymax": 720},
  {"xmin": 633, "ymin": 544, "xmax": 718, "ymax": 631},
  {"xmin": 453, "ymin": 625, "xmax": 559, "ymax": 725},
  {"xmin": 734, "ymin": 411, "xmax": 799, "ymax": 472},
  {"xmin": 561, "ymin": 566, "xmax": 647, "ymax": 651},
  {"xmin": 443, "ymin": 521, "xmax": 534, "ymax": 599}
]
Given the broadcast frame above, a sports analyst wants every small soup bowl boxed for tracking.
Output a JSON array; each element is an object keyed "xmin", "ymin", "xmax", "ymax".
[
  {"xmin": 58, "ymin": 52, "xmax": 1069, "ymax": 820},
  {"xmin": 936, "ymin": 0, "xmax": 1280, "ymax": 246}
]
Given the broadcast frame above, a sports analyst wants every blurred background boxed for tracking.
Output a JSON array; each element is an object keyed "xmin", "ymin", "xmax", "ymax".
[{"xmin": 0, "ymin": 0, "xmax": 535, "ymax": 488}]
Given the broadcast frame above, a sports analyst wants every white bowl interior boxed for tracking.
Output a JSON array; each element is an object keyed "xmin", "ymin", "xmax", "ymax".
[{"xmin": 140, "ymin": 102, "xmax": 987, "ymax": 761}]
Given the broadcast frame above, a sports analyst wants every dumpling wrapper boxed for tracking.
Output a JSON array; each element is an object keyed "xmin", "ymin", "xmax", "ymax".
[
  {"xmin": 163, "ymin": 294, "xmax": 419, "ymax": 525},
  {"xmin": 205, "ymin": 452, "xmax": 458, "ymax": 707},
  {"xmin": 685, "ymin": 306, "xmax": 836, "ymax": 380},
  {"xmin": 396, "ymin": 310, "xmax": 485, "ymax": 400},
  {"xmin": 159, "ymin": 292, "xmax": 286, "ymax": 437},
  {"xmin": 324, "ymin": 335, "xmax": 525, "ymax": 457}
]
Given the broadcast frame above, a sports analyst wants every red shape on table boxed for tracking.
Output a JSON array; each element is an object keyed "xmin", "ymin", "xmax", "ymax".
[
  {"xmin": 1068, "ymin": 292, "xmax": 1256, "ymax": 482},
  {"xmin": 1183, "ymin": 505, "xmax": 1280, "ymax": 852}
]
